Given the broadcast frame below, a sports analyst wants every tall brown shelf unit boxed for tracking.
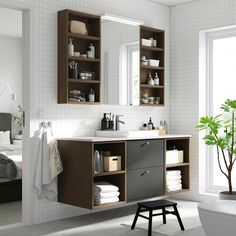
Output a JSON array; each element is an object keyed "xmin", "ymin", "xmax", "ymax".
[
  {"xmin": 140, "ymin": 26, "xmax": 165, "ymax": 106},
  {"xmin": 58, "ymin": 9, "xmax": 101, "ymax": 104}
]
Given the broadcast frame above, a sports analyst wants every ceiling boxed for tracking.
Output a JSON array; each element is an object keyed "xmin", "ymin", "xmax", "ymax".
[
  {"xmin": 150, "ymin": 0, "xmax": 197, "ymax": 6},
  {"xmin": 0, "ymin": 7, "xmax": 22, "ymax": 38}
]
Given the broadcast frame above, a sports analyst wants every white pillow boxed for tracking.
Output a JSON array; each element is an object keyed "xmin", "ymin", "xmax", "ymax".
[{"xmin": 0, "ymin": 131, "xmax": 11, "ymax": 145}]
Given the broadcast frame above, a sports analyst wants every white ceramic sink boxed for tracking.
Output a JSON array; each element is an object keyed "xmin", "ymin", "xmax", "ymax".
[{"xmin": 95, "ymin": 130, "xmax": 159, "ymax": 138}]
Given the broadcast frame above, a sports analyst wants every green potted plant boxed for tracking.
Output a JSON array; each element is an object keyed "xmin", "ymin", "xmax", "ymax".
[
  {"xmin": 197, "ymin": 99, "xmax": 236, "ymax": 199},
  {"xmin": 12, "ymin": 105, "xmax": 23, "ymax": 134}
]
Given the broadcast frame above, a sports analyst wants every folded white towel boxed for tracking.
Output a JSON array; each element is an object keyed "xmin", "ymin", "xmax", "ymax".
[
  {"xmin": 94, "ymin": 191, "xmax": 120, "ymax": 199},
  {"xmin": 166, "ymin": 179, "xmax": 182, "ymax": 185},
  {"xmin": 94, "ymin": 181, "xmax": 119, "ymax": 193},
  {"xmin": 167, "ymin": 184, "xmax": 182, "ymax": 192},
  {"xmin": 166, "ymin": 170, "xmax": 181, "ymax": 176},
  {"xmin": 166, "ymin": 174, "xmax": 181, "ymax": 181},
  {"xmin": 94, "ymin": 196, "xmax": 119, "ymax": 205}
]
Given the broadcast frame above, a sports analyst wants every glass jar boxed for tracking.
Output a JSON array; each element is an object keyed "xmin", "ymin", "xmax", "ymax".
[{"xmin": 142, "ymin": 89, "xmax": 149, "ymax": 98}]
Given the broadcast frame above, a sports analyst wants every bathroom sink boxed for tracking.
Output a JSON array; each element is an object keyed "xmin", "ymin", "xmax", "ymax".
[{"xmin": 95, "ymin": 130, "xmax": 159, "ymax": 138}]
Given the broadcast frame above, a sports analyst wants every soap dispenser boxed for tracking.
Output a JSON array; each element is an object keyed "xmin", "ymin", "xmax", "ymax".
[
  {"xmin": 101, "ymin": 113, "xmax": 109, "ymax": 130},
  {"xmin": 148, "ymin": 117, "xmax": 153, "ymax": 130},
  {"xmin": 147, "ymin": 72, "xmax": 154, "ymax": 85},
  {"xmin": 154, "ymin": 72, "xmax": 160, "ymax": 85}
]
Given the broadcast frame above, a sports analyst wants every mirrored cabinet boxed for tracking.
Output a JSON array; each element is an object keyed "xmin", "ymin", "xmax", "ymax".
[{"xmin": 58, "ymin": 9, "xmax": 165, "ymax": 106}]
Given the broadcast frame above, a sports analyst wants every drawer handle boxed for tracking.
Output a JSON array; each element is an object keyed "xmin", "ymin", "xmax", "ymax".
[
  {"xmin": 140, "ymin": 141, "xmax": 150, "ymax": 148},
  {"xmin": 141, "ymin": 170, "xmax": 150, "ymax": 176}
]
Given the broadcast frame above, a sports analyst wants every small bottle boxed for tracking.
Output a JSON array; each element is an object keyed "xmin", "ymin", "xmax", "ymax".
[
  {"xmin": 101, "ymin": 113, "xmax": 109, "ymax": 130},
  {"xmin": 94, "ymin": 150, "xmax": 103, "ymax": 173},
  {"xmin": 88, "ymin": 88, "xmax": 95, "ymax": 102},
  {"xmin": 148, "ymin": 117, "xmax": 153, "ymax": 130},
  {"xmin": 68, "ymin": 38, "xmax": 74, "ymax": 56},
  {"xmin": 147, "ymin": 73, "xmax": 154, "ymax": 85},
  {"xmin": 154, "ymin": 72, "xmax": 160, "ymax": 85},
  {"xmin": 89, "ymin": 43, "xmax": 95, "ymax": 58},
  {"xmin": 163, "ymin": 120, "xmax": 168, "ymax": 134},
  {"xmin": 159, "ymin": 121, "xmax": 166, "ymax": 135},
  {"xmin": 87, "ymin": 47, "xmax": 93, "ymax": 58}
]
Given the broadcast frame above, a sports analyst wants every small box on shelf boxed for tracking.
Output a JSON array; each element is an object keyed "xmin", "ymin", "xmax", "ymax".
[
  {"xmin": 103, "ymin": 156, "xmax": 122, "ymax": 172},
  {"xmin": 166, "ymin": 150, "xmax": 183, "ymax": 165}
]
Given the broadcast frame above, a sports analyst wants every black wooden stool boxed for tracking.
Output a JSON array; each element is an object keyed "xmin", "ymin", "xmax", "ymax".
[{"xmin": 131, "ymin": 199, "xmax": 185, "ymax": 236}]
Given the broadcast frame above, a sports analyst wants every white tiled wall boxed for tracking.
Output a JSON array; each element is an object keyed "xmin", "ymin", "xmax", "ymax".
[
  {"xmin": 4, "ymin": 0, "xmax": 170, "ymax": 224},
  {"xmin": 170, "ymin": 0, "xmax": 236, "ymax": 200}
]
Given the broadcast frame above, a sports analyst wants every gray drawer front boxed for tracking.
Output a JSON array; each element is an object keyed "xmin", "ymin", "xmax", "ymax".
[
  {"xmin": 127, "ymin": 139, "xmax": 164, "ymax": 169},
  {"xmin": 127, "ymin": 166, "xmax": 164, "ymax": 201}
]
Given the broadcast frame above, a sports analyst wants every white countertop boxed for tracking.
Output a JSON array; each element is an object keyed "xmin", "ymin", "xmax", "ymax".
[{"xmin": 58, "ymin": 134, "xmax": 191, "ymax": 142}]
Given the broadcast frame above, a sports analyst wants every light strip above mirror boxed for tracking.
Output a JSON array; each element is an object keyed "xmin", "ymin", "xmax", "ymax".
[{"xmin": 101, "ymin": 13, "xmax": 144, "ymax": 26}]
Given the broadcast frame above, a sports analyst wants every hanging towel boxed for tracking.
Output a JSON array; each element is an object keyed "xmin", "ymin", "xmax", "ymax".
[
  {"xmin": 48, "ymin": 128, "xmax": 63, "ymax": 179},
  {"xmin": 34, "ymin": 126, "xmax": 63, "ymax": 200}
]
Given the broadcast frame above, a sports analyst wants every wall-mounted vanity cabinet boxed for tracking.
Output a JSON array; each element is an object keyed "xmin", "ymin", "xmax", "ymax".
[
  {"xmin": 58, "ymin": 9, "xmax": 165, "ymax": 106},
  {"xmin": 57, "ymin": 135, "xmax": 190, "ymax": 210}
]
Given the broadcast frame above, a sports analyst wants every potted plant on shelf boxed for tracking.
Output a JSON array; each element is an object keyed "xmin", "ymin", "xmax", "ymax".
[{"xmin": 197, "ymin": 99, "xmax": 236, "ymax": 200}]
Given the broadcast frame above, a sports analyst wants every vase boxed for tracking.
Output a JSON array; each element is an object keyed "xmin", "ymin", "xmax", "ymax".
[{"xmin": 219, "ymin": 191, "xmax": 236, "ymax": 200}]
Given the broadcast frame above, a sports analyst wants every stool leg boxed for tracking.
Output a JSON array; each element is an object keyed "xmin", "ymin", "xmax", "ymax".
[
  {"xmin": 148, "ymin": 210, "xmax": 153, "ymax": 236},
  {"xmin": 162, "ymin": 207, "xmax": 166, "ymax": 224},
  {"xmin": 131, "ymin": 205, "xmax": 141, "ymax": 230},
  {"xmin": 173, "ymin": 205, "xmax": 185, "ymax": 231}
]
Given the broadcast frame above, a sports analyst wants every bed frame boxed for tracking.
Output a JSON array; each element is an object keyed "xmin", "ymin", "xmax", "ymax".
[{"xmin": 0, "ymin": 113, "xmax": 22, "ymax": 203}]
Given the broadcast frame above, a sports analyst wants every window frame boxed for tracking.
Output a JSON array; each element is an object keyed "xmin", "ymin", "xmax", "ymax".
[{"xmin": 205, "ymin": 28, "xmax": 236, "ymax": 193}]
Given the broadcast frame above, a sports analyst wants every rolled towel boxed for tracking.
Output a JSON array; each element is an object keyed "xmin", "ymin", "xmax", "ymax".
[
  {"xmin": 167, "ymin": 183, "xmax": 182, "ymax": 192},
  {"xmin": 94, "ymin": 191, "xmax": 120, "ymax": 199},
  {"xmin": 166, "ymin": 174, "xmax": 181, "ymax": 181},
  {"xmin": 94, "ymin": 196, "xmax": 119, "ymax": 206},
  {"xmin": 94, "ymin": 181, "xmax": 119, "ymax": 193},
  {"xmin": 166, "ymin": 170, "xmax": 181, "ymax": 176},
  {"xmin": 166, "ymin": 179, "xmax": 182, "ymax": 185}
]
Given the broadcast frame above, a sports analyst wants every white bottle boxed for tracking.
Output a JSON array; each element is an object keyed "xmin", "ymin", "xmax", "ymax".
[
  {"xmin": 89, "ymin": 43, "xmax": 95, "ymax": 58},
  {"xmin": 94, "ymin": 150, "xmax": 102, "ymax": 173},
  {"xmin": 154, "ymin": 72, "xmax": 160, "ymax": 85},
  {"xmin": 68, "ymin": 38, "xmax": 74, "ymax": 56},
  {"xmin": 147, "ymin": 73, "xmax": 154, "ymax": 86},
  {"xmin": 88, "ymin": 88, "xmax": 95, "ymax": 102}
]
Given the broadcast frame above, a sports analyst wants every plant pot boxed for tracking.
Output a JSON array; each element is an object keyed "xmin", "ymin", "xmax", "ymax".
[{"xmin": 219, "ymin": 191, "xmax": 236, "ymax": 200}]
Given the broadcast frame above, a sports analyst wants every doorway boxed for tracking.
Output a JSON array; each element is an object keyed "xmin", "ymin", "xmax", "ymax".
[{"xmin": 0, "ymin": 6, "xmax": 23, "ymax": 227}]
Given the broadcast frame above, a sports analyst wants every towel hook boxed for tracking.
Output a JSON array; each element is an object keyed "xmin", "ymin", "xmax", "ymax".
[{"xmin": 39, "ymin": 121, "xmax": 52, "ymax": 128}]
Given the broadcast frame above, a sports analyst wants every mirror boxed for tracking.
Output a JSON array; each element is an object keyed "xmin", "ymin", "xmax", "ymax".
[{"xmin": 101, "ymin": 15, "xmax": 141, "ymax": 105}]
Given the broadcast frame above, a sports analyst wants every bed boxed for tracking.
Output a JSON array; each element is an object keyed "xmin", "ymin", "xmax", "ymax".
[{"xmin": 0, "ymin": 113, "xmax": 22, "ymax": 203}]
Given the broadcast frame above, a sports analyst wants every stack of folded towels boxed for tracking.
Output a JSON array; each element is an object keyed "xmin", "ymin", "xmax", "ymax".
[
  {"xmin": 94, "ymin": 181, "xmax": 120, "ymax": 206},
  {"xmin": 166, "ymin": 170, "xmax": 182, "ymax": 192}
]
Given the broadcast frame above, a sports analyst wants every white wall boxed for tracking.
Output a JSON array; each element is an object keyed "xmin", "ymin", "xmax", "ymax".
[
  {"xmin": 170, "ymin": 0, "xmax": 236, "ymax": 201},
  {"xmin": 2, "ymin": 0, "xmax": 170, "ymax": 224},
  {"xmin": 0, "ymin": 35, "xmax": 22, "ymax": 134}
]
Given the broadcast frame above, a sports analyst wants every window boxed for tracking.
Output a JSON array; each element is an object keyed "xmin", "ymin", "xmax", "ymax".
[
  {"xmin": 202, "ymin": 28, "xmax": 236, "ymax": 193},
  {"xmin": 120, "ymin": 42, "xmax": 139, "ymax": 105}
]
